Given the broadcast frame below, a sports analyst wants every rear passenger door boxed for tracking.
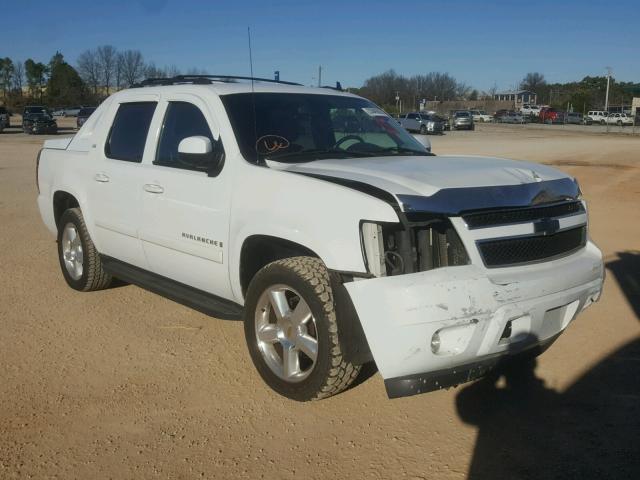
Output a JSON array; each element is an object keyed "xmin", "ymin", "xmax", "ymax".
[
  {"xmin": 88, "ymin": 99, "xmax": 157, "ymax": 269},
  {"xmin": 139, "ymin": 94, "xmax": 233, "ymax": 299}
]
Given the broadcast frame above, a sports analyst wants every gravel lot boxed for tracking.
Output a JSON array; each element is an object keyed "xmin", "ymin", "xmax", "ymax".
[{"xmin": 1, "ymin": 120, "xmax": 639, "ymax": 479}]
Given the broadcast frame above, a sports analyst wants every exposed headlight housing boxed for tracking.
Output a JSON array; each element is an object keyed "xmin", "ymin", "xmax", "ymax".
[
  {"xmin": 360, "ymin": 218, "xmax": 469, "ymax": 278},
  {"xmin": 360, "ymin": 222, "xmax": 386, "ymax": 277}
]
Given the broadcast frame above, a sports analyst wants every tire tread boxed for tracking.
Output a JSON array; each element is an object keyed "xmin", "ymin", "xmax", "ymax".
[{"xmin": 258, "ymin": 256, "xmax": 361, "ymax": 400}]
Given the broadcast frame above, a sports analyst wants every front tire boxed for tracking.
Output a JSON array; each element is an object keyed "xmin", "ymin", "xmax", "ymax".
[
  {"xmin": 244, "ymin": 257, "xmax": 361, "ymax": 401},
  {"xmin": 57, "ymin": 208, "xmax": 112, "ymax": 291}
]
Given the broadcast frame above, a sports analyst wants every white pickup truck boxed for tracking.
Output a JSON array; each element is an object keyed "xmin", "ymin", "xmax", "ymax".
[{"xmin": 36, "ymin": 75, "xmax": 604, "ymax": 401}]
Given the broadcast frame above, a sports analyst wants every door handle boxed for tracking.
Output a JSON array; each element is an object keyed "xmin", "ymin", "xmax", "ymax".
[
  {"xmin": 94, "ymin": 173, "xmax": 110, "ymax": 183},
  {"xmin": 144, "ymin": 183, "xmax": 164, "ymax": 194}
]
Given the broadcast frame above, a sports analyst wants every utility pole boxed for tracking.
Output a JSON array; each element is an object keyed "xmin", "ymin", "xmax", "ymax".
[
  {"xmin": 318, "ymin": 65, "xmax": 322, "ymax": 87},
  {"xmin": 604, "ymin": 67, "xmax": 612, "ymax": 111}
]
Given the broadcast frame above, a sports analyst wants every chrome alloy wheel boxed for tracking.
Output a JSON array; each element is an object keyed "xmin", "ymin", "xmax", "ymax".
[
  {"xmin": 254, "ymin": 284, "xmax": 319, "ymax": 382},
  {"xmin": 61, "ymin": 223, "xmax": 83, "ymax": 280}
]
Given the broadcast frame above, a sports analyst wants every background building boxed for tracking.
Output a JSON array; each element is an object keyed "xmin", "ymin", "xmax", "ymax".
[{"xmin": 493, "ymin": 90, "xmax": 538, "ymax": 108}]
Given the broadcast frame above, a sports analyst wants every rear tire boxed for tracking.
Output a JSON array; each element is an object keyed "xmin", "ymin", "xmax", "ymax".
[
  {"xmin": 244, "ymin": 257, "xmax": 361, "ymax": 401},
  {"xmin": 57, "ymin": 208, "xmax": 112, "ymax": 292}
]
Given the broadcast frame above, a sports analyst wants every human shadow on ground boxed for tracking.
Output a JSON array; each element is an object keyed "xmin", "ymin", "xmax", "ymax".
[
  {"xmin": 456, "ymin": 338, "xmax": 639, "ymax": 479},
  {"xmin": 456, "ymin": 253, "xmax": 640, "ymax": 479},
  {"xmin": 606, "ymin": 250, "xmax": 640, "ymax": 320}
]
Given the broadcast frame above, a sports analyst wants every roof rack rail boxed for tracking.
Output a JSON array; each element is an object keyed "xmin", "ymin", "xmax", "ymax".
[
  {"xmin": 320, "ymin": 81, "xmax": 343, "ymax": 92},
  {"xmin": 132, "ymin": 75, "xmax": 302, "ymax": 88}
]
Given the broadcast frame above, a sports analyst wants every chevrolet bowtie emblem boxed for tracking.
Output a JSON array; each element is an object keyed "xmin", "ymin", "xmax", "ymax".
[{"xmin": 533, "ymin": 218, "xmax": 560, "ymax": 236}]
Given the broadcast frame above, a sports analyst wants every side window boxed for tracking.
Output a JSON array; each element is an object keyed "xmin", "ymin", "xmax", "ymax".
[
  {"xmin": 155, "ymin": 102, "xmax": 216, "ymax": 169},
  {"xmin": 105, "ymin": 102, "xmax": 157, "ymax": 162}
]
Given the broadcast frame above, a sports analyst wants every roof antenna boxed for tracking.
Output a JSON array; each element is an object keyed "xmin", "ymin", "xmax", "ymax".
[{"xmin": 248, "ymin": 26, "xmax": 259, "ymax": 164}]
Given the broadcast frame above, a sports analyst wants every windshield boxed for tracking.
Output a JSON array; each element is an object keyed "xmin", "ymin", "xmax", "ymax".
[
  {"xmin": 455, "ymin": 112, "xmax": 470, "ymax": 117},
  {"xmin": 221, "ymin": 93, "xmax": 430, "ymax": 163}
]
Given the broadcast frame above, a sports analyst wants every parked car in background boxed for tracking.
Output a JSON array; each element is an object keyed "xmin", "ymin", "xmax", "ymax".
[
  {"xmin": 497, "ymin": 111, "xmax": 525, "ymax": 124},
  {"xmin": 493, "ymin": 109, "xmax": 510, "ymax": 122},
  {"xmin": 584, "ymin": 111, "xmax": 608, "ymax": 125},
  {"xmin": 23, "ymin": 106, "xmax": 49, "ymax": 128},
  {"xmin": 0, "ymin": 106, "xmax": 10, "ymax": 130},
  {"xmin": 23, "ymin": 112, "xmax": 57, "ymax": 134},
  {"xmin": 566, "ymin": 112, "xmax": 584, "ymax": 125},
  {"xmin": 398, "ymin": 112, "xmax": 444, "ymax": 134},
  {"xmin": 64, "ymin": 106, "xmax": 83, "ymax": 117},
  {"xmin": 76, "ymin": 107, "xmax": 97, "ymax": 128},
  {"xmin": 540, "ymin": 108, "xmax": 566, "ymax": 124},
  {"xmin": 452, "ymin": 111, "xmax": 474, "ymax": 130},
  {"xmin": 470, "ymin": 110, "xmax": 493, "ymax": 123},
  {"xmin": 52, "ymin": 108, "xmax": 66, "ymax": 117},
  {"xmin": 520, "ymin": 104, "xmax": 542, "ymax": 117},
  {"xmin": 605, "ymin": 113, "xmax": 634, "ymax": 126}
]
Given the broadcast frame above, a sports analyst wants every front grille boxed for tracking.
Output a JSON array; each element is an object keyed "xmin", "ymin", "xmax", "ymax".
[
  {"xmin": 478, "ymin": 226, "xmax": 586, "ymax": 268},
  {"xmin": 463, "ymin": 201, "xmax": 584, "ymax": 229}
]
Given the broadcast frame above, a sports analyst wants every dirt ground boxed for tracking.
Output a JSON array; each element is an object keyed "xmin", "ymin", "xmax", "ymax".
[{"xmin": 1, "ymin": 120, "xmax": 639, "ymax": 479}]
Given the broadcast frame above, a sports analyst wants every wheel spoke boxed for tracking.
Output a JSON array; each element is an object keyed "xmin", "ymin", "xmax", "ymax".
[
  {"xmin": 296, "ymin": 333, "xmax": 318, "ymax": 361},
  {"xmin": 289, "ymin": 298, "xmax": 312, "ymax": 327},
  {"xmin": 268, "ymin": 288, "xmax": 290, "ymax": 321},
  {"xmin": 257, "ymin": 323, "xmax": 279, "ymax": 344},
  {"xmin": 67, "ymin": 226, "xmax": 77, "ymax": 244},
  {"xmin": 283, "ymin": 346, "xmax": 300, "ymax": 378}
]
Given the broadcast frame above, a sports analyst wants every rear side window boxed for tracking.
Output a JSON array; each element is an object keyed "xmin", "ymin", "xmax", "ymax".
[
  {"xmin": 105, "ymin": 102, "xmax": 157, "ymax": 162},
  {"xmin": 155, "ymin": 102, "xmax": 216, "ymax": 169}
]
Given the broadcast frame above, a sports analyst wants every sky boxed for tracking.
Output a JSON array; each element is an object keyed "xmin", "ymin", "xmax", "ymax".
[{"xmin": 3, "ymin": 0, "xmax": 639, "ymax": 91}]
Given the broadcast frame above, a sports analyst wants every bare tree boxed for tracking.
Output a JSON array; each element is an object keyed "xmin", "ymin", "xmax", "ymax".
[
  {"xmin": 13, "ymin": 59, "xmax": 24, "ymax": 95},
  {"xmin": 77, "ymin": 49, "xmax": 101, "ymax": 95},
  {"xmin": 114, "ymin": 52, "xmax": 124, "ymax": 91},
  {"xmin": 0, "ymin": 58, "xmax": 14, "ymax": 100},
  {"xmin": 121, "ymin": 50, "xmax": 145, "ymax": 86},
  {"xmin": 186, "ymin": 67, "xmax": 208, "ymax": 75},
  {"xmin": 144, "ymin": 62, "xmax": 165, "ymax": 78},
  {"xmin": 165, "ymin": 65, "xmax": 180, "ymax": 78},
  {"xmin": 488, "ymin": 82, "xmax": 498, "ymax": 97},
  {"xmin": 455, "ymin": 81, "xmax": 472, "ymax": 100},
  {"xmin": 97, "ymin": 45, "xmax": 117, "ymax": 94}
]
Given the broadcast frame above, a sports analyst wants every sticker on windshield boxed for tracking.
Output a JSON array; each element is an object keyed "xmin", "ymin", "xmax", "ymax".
[
  {"xmin": 256, "ymin": 135, "xmax": 290, "ymax": 155},
  {"xmin": 362, "ymin": 107, "xmax": 387, "ymax": 117}
]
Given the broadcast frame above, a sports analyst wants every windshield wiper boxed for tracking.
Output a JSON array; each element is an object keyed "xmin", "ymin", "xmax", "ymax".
[{"xmin": 376, "ymin": 146, "xmax": 432, "ymax": 156}]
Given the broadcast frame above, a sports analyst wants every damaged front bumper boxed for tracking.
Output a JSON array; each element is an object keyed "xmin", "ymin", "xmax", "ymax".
[{"xmin": 344, "ymin": 241, "xmax": 604, "ymax": 399}]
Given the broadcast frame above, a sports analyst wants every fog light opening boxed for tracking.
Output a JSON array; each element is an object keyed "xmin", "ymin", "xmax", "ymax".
[
  {"xmin": 430, "ymin": 332, "xmax": 441, "ymax": 354},
  {"xmin": 501, "ymin": 320, "xmax": 512, "ymax": 339}
]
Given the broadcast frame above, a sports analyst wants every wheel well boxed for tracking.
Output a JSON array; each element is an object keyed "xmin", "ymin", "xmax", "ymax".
[
  {"xmin": 239, "ymin": 235, "xmax": 318, "ymax": 296},
  {"xmin": 53, "ymin": 191, "xmax": 79, "ymax": 227}
]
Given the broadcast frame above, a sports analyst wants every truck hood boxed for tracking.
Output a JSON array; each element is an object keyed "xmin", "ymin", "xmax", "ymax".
[{"xmin": 267, "ymin": 155, "xmax": 577, "ymax": 214}]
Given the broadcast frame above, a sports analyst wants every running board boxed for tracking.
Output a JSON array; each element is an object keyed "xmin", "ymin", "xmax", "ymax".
[{"xmin": 101, "ymin": 256, "xmax": 244, "ymax": 320}]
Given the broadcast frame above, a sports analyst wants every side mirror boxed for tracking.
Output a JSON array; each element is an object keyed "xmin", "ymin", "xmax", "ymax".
[{"xmin": 178, "ymin": 136, "xmax": 223, "ymax": 175}]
